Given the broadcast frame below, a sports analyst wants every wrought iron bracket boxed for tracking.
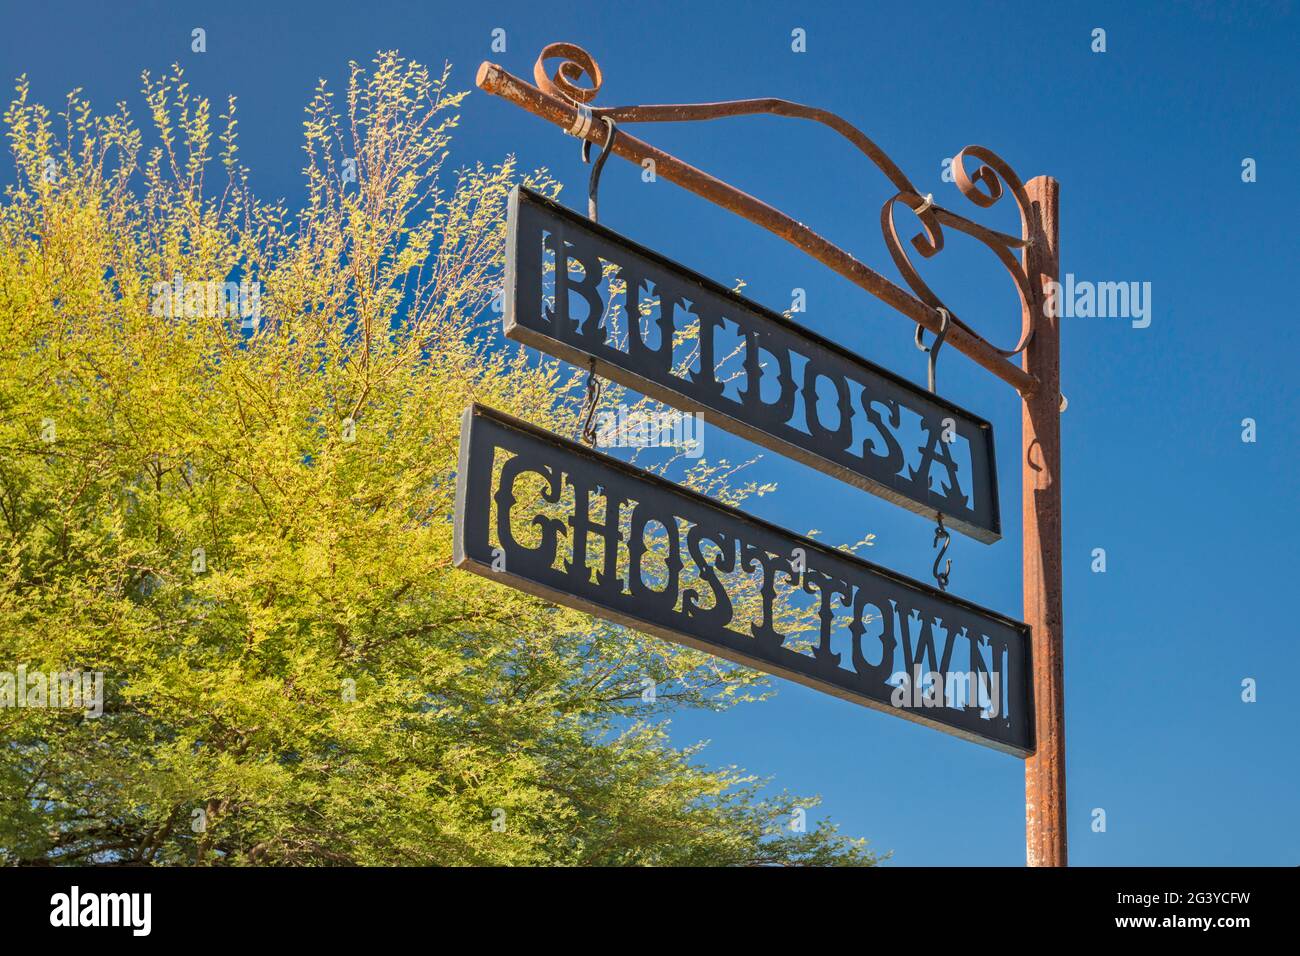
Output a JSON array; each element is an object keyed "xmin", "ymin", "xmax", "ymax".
[{"xmin": 477, "ymin": 42, "xmax": 1044, "ymax": 395}]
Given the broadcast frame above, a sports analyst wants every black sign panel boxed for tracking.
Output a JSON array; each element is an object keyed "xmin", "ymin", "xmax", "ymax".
[
  {"xmin": 453, "ymin": 404, "xmax": 1033, "ymax": 756},
  {"xmin": 504, "ymin": 186, "xmax": 1001, "ymax": 543}
]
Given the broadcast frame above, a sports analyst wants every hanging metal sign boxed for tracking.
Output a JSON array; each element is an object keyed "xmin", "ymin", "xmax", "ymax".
[
  {"xmin": 453, "ymin": 403, "xmax": 1033, "ymax": 755},
  {"xmin": 503, "ymin": 186, "xmax": 1002, "ymax": 543}
]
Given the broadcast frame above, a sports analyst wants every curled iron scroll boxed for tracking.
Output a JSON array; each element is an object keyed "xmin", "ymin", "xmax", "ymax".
[
  {"xmin": 534, "ymin": 42, "xmax": 603, "ymax": 104},
  {"xmin": 881, "ymin": 163, "xmax": 1036, "ymax": 357},
  {"xmin": 531, "ymin": 43, "xmax": 1038, "ymax": 359}
]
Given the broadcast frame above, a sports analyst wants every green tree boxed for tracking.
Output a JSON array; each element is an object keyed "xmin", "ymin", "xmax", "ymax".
[{"xmin": 0, "ymin": 53, "xmax": 883, "ymax": 866}]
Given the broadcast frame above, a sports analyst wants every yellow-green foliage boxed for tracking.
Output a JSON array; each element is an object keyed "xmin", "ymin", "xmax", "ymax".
[{"xmin": 0, "ymin": 53, "xmax": 881, "ymax": 865}]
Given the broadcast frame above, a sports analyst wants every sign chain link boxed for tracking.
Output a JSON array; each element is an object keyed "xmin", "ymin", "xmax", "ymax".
[
  {"xmin": 916, "ymin": 307, "xmax": 954, "ymax": 590},
  {"xmin": 575, "ymin": 117, "xmax": 617, "ymax": 445}
]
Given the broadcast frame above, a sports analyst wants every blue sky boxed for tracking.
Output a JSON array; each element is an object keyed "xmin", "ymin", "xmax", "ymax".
[{"xmin": 3, "ymin": 0, "xmax": 1297, "ymax": 865}]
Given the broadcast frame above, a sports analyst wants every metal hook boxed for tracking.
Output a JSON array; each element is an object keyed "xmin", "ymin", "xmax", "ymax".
[
  {"xmin": 579, "ymin": 357, "xmax": 604, "ymax": 446},
  {"xmin": 581, "ymin": 116, "xmax": 618, "ymax": 223},
  {"xmin": 932, "ymin": 512, "xmax": 952, "ymax": 591},
  {"xmin": 913, "ymin": 307, "xmax": 950, "ymax": 393},
  {"xmin": 576, "ymin": 119, "xmax": 617, "ymax": 441}
]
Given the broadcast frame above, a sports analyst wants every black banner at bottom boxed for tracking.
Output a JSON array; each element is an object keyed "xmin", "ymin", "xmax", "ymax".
[{"xmin": 0, "ymin": 864, "xmax": 1284, "ymax": 941}]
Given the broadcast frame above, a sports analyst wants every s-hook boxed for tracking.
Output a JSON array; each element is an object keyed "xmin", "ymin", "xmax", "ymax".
[
  {"xmin": 914, "ymin": 306, "xmax": 951, "ymax": 394},
  {"xmin": 579, "ymin": 357, "xmax": 604, "ymax": 446},
  {"xmin": 582, "ymin": 116, "xmax": 618, "ymax": 223},
  {"xmin": 932, "ymin": 512, "xmax": 952, "ymax": 592},
  {"xmin": 915, "ymin": 307, "xmax": 954, "ymax": 590},
  {"xmin": 575, "ymin": 118, "xmax": 616, "ymax": 444}
]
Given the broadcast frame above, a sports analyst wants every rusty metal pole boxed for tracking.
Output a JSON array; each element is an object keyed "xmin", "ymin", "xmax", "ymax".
[{"xmin": 1021, "ymin": 176, "xmax": 1066, "ymax": 866}]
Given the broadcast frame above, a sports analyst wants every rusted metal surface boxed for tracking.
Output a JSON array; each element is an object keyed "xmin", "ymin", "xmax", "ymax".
[
  {"xmin": 477, "ymin": 44, "xmax": 1041, "ymax": 395},
  {"xmin": 1021, "ymin": 176, "xmax": 1067, "ymax": 867}
]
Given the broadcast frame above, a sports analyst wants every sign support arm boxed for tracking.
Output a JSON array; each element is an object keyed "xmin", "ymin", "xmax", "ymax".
[{"xmin": 476, "ymin": 60, "xmax": 1039, "ymax": 396}]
